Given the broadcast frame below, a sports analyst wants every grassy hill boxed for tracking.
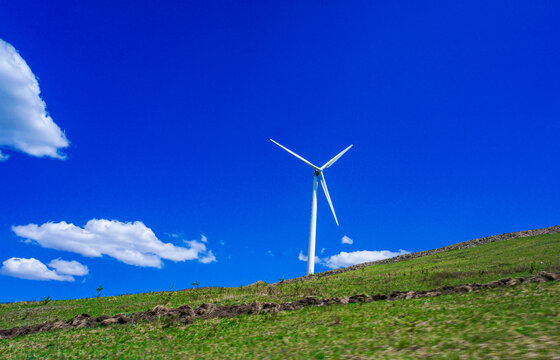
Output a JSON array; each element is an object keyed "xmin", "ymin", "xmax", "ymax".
[{"xmin": 1, "ymin": 230, "xmax": 559, "ymax": 359}]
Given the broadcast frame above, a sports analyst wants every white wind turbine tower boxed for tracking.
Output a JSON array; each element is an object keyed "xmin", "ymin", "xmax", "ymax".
[{"xmin": 270, "ymin": 139, "xmax": 353, "ymax": 275}]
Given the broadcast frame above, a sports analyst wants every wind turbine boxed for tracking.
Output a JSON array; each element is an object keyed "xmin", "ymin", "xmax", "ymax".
[{"xmin": 270, "ymin": 139, "xmax": 353, "ymax": 275}]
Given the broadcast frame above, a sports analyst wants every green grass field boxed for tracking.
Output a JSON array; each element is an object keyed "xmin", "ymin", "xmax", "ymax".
[{"xmin": 1, "ymin": 232, "xmax": 559, "ymax": 359}]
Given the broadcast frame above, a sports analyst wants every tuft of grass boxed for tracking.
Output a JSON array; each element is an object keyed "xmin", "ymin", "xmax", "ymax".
[
  {"xmin": 95, "ymin": 285, "xmax": 103, "ymax": 299},
  {"xmin": 40, "ymin": 296, "xmax": 51, "ymax": 306}
]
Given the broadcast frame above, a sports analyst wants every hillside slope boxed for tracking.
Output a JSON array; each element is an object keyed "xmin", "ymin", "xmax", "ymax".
[
  {"xmin": 1, "ymin": 228, "xmax": 559, "ymax": 358},
  {"xmin": 3, "ymin": 281, "xmax": 559, "ymax": 359},
  {"xmin": 1, "ymin": 229, "xmax": 559, "ymax": 329}
]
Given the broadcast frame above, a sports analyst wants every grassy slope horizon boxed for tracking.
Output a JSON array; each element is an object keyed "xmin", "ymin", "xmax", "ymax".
[
  {"xmin": 1, "ymin": 230, "xmax": 558, "ymax": 358},
  {"xmin": 1, "ymin": 231, "xmax": 558, "ymax": 327},
  {"xmin": 3, "ymin": 225, "xmax": 559, "ymax": 305}
]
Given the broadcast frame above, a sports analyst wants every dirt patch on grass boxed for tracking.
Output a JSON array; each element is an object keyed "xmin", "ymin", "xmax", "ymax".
[{"xmin": 1, "ymin": 272, "xmax": 558, "ymax": 340}]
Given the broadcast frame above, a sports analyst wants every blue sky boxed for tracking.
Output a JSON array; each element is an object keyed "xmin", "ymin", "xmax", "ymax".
[{"xmin": 0, "ymin": 1, "xmax": 559, "ymax": 302}]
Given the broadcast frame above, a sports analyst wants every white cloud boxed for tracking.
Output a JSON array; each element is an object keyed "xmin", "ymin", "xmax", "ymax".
[
  {"xmin": 297, "ymin": 248, "xmax": 409, "ymax": 269},
  {"xmin": 0, "ymin": 39, "xmax": 69, "ymax": 160},
  {"xmin": 13, "ymin": 220, "xmax": 217, "ymax": 268},
  {"xmin": 48, "ymin": 258, "xmax": 89, "ymax": 276},
  {"xmin": 322, "ymin": 249, "xmax": 409, "ymax": 269},
  {"xmin": 0, "ymin": 257, "xmax": 75, "ymax": 281},
  {"xmin": 184, "ymin": 238, "xmax": 216, "ymax": 263},
  {"xmin": 199, "ymin": 250, "xmax": 217, "ymax": 264},
  {"xmin": 341, "ymin": 236, "xmax": 353, "ymax": 245}
]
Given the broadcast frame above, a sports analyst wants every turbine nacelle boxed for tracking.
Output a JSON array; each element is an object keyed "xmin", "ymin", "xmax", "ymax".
[
  {"xmin": 270, "ymin": 138, "xmax": 352, "ymax": 227},
  {"xmin": 270, "ymin": 139, "xmax": 352, "ymax": 174}
]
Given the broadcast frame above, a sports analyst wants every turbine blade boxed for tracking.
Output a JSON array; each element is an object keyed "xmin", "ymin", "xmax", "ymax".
[
  {"xmin": 321, "ymin": 144, "xmax": 353, "ymax": 170},
  {"xmin": 270, "ymin": 139, "xmax": 320, "ymax": 170},
  {"xmin": 320, "ymin": 172, "xmax": 339, "ymax": 226}
]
